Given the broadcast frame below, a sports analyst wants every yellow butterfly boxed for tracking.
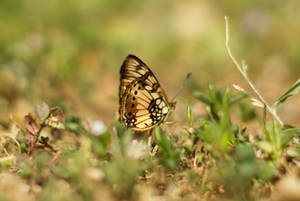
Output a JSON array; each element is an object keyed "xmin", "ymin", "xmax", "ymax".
[{"xmin": 119, "ymin": 54, "xmax": 190, "ymax": 131}]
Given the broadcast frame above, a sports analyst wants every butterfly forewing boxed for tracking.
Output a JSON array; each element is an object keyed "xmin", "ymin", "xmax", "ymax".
[{"xmin": 119, "ymin": 55, "xmax": 170, "ymax": 131}]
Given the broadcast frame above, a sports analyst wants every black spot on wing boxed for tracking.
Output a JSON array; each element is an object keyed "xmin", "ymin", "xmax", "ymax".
[{"xmin": 148, "ymin": 97, "xmax": 168, "ymax": 125}]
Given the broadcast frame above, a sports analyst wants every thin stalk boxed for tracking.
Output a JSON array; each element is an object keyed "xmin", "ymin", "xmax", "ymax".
[{"xmin": 224, "ymin": 16, "xmax": 283, "ymax": 126}]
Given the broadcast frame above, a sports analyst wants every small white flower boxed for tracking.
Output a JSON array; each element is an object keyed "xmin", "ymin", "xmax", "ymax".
[
  {"xmin": 126, "ymin": 139, "xmax": 148, "ymax": 160},
  {"xmin": 89, "ymin": 120, "xmax": 107, "ymax": 136}
]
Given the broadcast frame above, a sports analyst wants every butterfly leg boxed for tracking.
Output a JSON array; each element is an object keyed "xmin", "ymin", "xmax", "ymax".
[
  {"xmin": 147, "ymin": 135, "xmax": 152, "ymax": 147},
  {"xmin": 151, "ymin": 144, "xmax": 159, "ymax": 157},
  {"xmin": 147, "ymin": 128, "xmax": 155, "ymax": 146},
  {"xmin": 147, "ymin": 128, "xmax": 159, "ymax": 157}
]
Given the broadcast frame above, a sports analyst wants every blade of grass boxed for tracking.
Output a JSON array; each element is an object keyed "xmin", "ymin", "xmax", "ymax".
[
  {"xmin": 272, "ymin": 78, "xmax": 300, "ymax": 111},
  {"xmin": 224, "ymin": 16, "xmax": 283, "ymax": 126}
]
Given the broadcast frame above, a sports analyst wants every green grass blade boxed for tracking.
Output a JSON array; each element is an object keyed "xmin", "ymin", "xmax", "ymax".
[
  {"xmin": 228, "ymin": 93, "xmax": 248, "ymax": 105},
  {"xmin": 281, "ymin": 127, "xmax": 300, "ymax": 148},
  {"xmin": 272, "ymin": 78, "xmax": 300, "ymax": 111},
  {"xmin": 193, "ymin": 91, "xmax": 212, "ymax": 105}
]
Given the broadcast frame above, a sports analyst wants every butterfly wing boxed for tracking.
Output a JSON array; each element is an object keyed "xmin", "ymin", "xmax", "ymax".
[{"xmin": 119, "ymin": 55, "xmax": 170, "ymax": 131}]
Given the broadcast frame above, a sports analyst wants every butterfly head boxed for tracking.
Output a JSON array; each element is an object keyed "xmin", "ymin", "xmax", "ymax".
[{"xmin": 169, "ymin": 102, "xmax": 177, "ymax": 111}]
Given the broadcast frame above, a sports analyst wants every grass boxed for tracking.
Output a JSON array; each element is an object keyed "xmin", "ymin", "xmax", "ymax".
[{"xmin": 0, "ymin": 79, "xmax": 299, "ymax": 201}]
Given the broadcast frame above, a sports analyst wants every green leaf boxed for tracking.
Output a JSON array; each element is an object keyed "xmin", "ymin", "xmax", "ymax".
[
  {"xmin": 0, "ymin": 155, "xmax": 14, "ymax": 167},
  {"xmin": 89, "ymin": 132, "xmax": 110, "ymax": 157},
  {"xmin": 228, "ymin": 93, "xmax": 248, "ymax": 105},
  {"xmin": 258, "ymin": 141, "xmax": 273, "ymax": 154},
  {"xmin": 155, "ymin": 127, "xmax": 180, "ymax": 170},
  {"xmin": 208, "ymin": 84, "xmax": 218, "ymax": 104},
  {"xmin": 104, "ymin": 158, "xmax": 140, "ymax": 198},
  {"xmin": 193, "ymin": 91, "xmax": 212, "ymax": 105},
  {"xmin": 239, "ymin": 103, "xmax": 256, "ymax": 122},
  {"xmin": 186, "ymin": 105, "xmax": 193, "ymax": 127},
  {"xmin": 272, "ymin": 78, "xmax": 300, "ymax": 111},
  {"xmin": 40, "ymin": 136, "xmax": 49, "ymax": 144},
  {"xmin": 64, "ymin": 115, "xmax": 83, "ymax": 134},
  {"xmin": 281, "ymin": 127, "xmax": 300, "ymax": 148}
]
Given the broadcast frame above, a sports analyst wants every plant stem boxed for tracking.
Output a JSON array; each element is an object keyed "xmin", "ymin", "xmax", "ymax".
[
  {"xmin": 28, "ymin": 124, "xmax": 45, "ymax": 156},
  {"xmin": 224, "ymin": 16, "xmax": 283, "ymax": 126}
]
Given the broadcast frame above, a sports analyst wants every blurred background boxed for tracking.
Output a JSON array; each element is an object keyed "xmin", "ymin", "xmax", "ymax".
[{"xmin": 0, "ymin": 0, "xmax": 299, "ymax": 127}]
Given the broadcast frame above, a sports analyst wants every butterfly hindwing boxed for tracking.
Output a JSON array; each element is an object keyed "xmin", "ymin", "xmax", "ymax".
[{"xmin": 119, "ymin": 55, "xmax": 170, "ymax": 131}]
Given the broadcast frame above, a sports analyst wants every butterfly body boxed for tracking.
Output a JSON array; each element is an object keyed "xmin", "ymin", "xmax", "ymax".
[{"xmin": 119, "ymin": 55, "xmax": 172, "ymax": 131}]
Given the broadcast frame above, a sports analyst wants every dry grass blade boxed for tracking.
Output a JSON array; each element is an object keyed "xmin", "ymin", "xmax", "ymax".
[{"xmin": 224, "ymin": 16, "xmax": 283, "ymax": 126}]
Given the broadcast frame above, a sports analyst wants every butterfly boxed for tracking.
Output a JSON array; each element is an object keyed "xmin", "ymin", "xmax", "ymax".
[{"xmin": 119, "ymin": 54, "xmax": 190, "ymax": 131}]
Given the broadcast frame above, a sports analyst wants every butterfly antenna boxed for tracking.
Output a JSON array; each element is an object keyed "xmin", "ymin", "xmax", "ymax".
[{"xmin": 170, "ymin": 72, "xmax": 192, "ymax": 103}]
